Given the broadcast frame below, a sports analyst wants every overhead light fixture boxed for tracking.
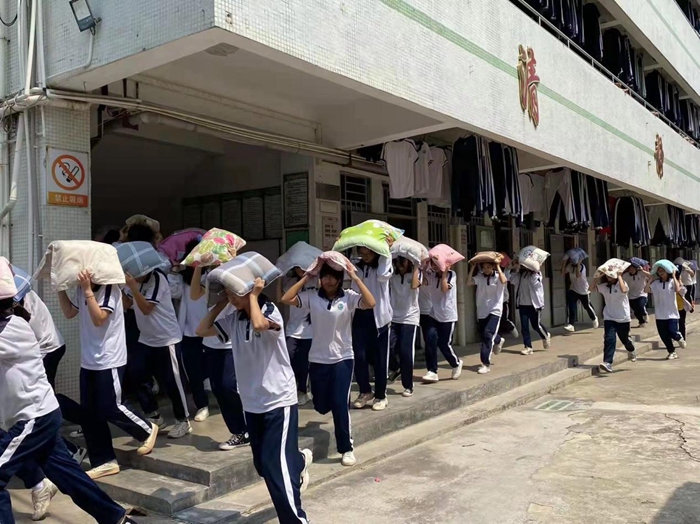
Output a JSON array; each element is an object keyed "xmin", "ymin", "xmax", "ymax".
[
  {"xmin": 69, "ymin": 0, "xmax": 100, "ymax": 34},
  {"xmin": 205, "ymin": 43, "xmax": 239, "ymax": 57}
]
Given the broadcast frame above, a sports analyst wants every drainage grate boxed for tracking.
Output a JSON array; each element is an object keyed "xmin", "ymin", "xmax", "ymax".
[{"xmin": 535, "ymin": 399, "xmax": 577, "ymax": 412}]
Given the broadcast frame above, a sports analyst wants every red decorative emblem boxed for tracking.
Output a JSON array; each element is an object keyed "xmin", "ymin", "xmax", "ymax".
[
  {"xmin": 655, "ymin": 134, "xmax": 664, "ymax": 179},
  {"xmin": 518, "ymin": 44, "xmax": 540, "ymax": 128}
]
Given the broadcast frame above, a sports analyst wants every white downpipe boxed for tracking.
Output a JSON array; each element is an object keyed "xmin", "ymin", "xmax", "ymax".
[
  {"xmin": 0, "ymin": 114, "xmax": 24, "ymax": 223},
  {"xmin": 35, "ymin": 0, "xmax": 45, "ymax": 88},
  {"xmin": 24, "ymin": 0, "xmax": 37, "ymax": 94},
  {"xmin": 24, "ymin": 111, "xmax": 33, "ymax": 270},
  {"xmin": 0, "ymin": 0, "xmax": 9, "ymax": 255}
]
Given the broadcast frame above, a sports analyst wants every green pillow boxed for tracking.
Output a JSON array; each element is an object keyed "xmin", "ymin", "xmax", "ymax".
[{"xmin": 333, "ymin": 220, "xmax": 403, "ymax": 258}]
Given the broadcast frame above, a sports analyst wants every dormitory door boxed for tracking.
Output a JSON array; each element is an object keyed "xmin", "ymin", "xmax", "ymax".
[{"xmin": 549, "ymin": 234, "xmax": 567, "ymax": 326}]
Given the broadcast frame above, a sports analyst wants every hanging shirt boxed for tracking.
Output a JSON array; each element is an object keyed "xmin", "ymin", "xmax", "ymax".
[
  {"xmin": 421, "ymin": 147, "xmax": 446, "ymax": 199},
  {"xmin": 128, "ymin": 270, "xmax": 183, "ymax": 348},
  {"xmin": 472, "ymin": 273, "xmax": 506, "ymax": 319},
  {"xmin": 382, "ymin": 140, "xmax": 418, "ymax": 199},
  {"xmin": 284, "ymin": 279, "xmax": 316, "ymax": 340},
  {"xmin": 650, "ymin": 280, "xmax": 681, "ymax": 320},
  {"xmin": 511, "ymin": 271, "xmax": 545, "ymax": 309},
  {"xmin": 72, "ymin": 285, "xmax": 127, "ymax": 371},
  {"xmin": 0, "ymin": 315, "xmax": 59, "ymax": 430},
  {"xmin": 215, "ymin": 300, "xmax": 297, "ymax": 414},
  {"xmin": 425, "ymin": 271, "xmax": 458, "ymax": 323},
  {"xmin": 297, "ymin": 288, "xmax": 362, "ymax": 364},
  {"xmin": 596, "ymin": 282, "xmax": 630, "ymax": 323},
  {"xmin": 352, "ymin": 256, "xmax": 393, "ymax": 328},
  {"xmin": 413, "ymin": 142, "xmax": 434, "ymax": 198},
  {"xmin": 623, "ymin": 273, "xmax": 648, "ymax": 299},
  {"xmin": 568, "ymin": 265, "xmax": 589, "ymax": 295},
  {"xmin": 23, "ymin": 291, "xmax": 64, "ymax": 356},
  {"xmin": 390, "ymin": 271, "xmax": 421, "ymax": 326}
]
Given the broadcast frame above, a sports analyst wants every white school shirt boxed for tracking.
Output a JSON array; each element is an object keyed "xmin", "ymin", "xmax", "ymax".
[
  {"xmin": 72, "ymin": 285, "xmax": 127, "ymax": 371},
  {"xmin": 352, "ymin": 256, "xmax": 393, "ymax": 328},
  {"xmin": 204, "ymin": 304, "xmax": 234, "ymax": 350},
  {"xmin": 510, "ymin": 271, "xmax": 545, "ymax": 309},
  {"xmin": 390, "ymin": 271, "xmax": 421, "ymax": 326},
  {"xmin": 650, "ymin": 280, "xmax": 681, "ymax": 320},
  {"xmin": 24, "ymin": 291, "xmax": 64, "ymax": 356},
  {"xmin": 297, "ymin": 288, "xmax": 361, "ymax": 364},
  {"xmin": 215, "ymin": 300, "xmax": 297, "ymax": 414},
  {"xmin": 568, "ymin": 265, "xmax": 589, "ymax": 295},
  {"xmin": 503, "ymin": 269, "xmax": 511, "ymax": 302},
  {"xmin": 418, "ymin": 285, "xmax": 432, "ymax": 315},
  {"xmin": 284, "ymin": 279, "xmax": 315, "ymax": 339},
  {"xmin": 426, "ymin": 271, "xmax": 458, "ymax": 323},
  {"xmin": 623, "ymin": 273, "xmax": 647, "ymax": 300},
  {"xmin": 424, "ymin": 147, "xmax": 447, "ymax": 199},
  {"xmin": 472, "ymin": 273, "xmax": 506, "ymax": 319},
  {"xmin": 596, "ymin": 283, "xmax": 631, "ymax": 323},
  {"xmin": 382, "ymin": 140, "xmax": 418, "ymax": 199},
  {"xmin": 178, "ymin": 283, "xmax": 209, "ymax": 338},
  {"xmin": 413, "ymin": 142, "xmax": 433, "ymax": 198},
  {"xmin": 0, "ymin": 315, "xmax": 59, "ymax": 430},
  {"xmin": 129, "ymin": 270, "xmax": 183, "ymax": 347},
  {"xmin": 680, "ymin": 268, "xmax": 694, "ymax": 286}
]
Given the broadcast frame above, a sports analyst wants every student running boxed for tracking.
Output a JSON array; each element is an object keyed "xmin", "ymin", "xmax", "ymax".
[
  {"xmin": 510, "ymin": 259, "xmax": 551, "ymax": 355},
  {"xmin": 646, "ymin": 263, "xmax": 686, "ymax": 360},
  {"xmin": 561, "ymin": 258, "xmax": 598, "ymax": 332},
  {"xmin": 623, "ymin": 262, "xmax": 650, "ymax": 327},
  {"xmin": 468, "ymin": 260, "xmax": 507, "ymax": 375},
  {"xmin": 594, "ymin": 271, "xmax": 636, "ymax": 373}
]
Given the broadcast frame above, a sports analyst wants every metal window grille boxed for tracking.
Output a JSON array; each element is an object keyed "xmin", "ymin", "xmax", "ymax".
[
  {"xmin": 428, "ymin": 205, "xmax": 450, "ymax": 247},
  {"xmin": 341, "ymin": 174, "xmax": 371, "ymax": 229}
]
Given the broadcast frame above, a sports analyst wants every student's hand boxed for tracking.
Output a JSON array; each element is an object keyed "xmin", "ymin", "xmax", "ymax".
[
  {"xmin": 444, "ymin": 263, "xmax": 452, "ymax": 273},
  {"xmin": 77, "ymin": 270, "xmax": 92, "ymax": 292},
  {"xmin": 251, "ymin": 277, "xmax": 265, "ymax": 297},
  {"xmin": 347, "ymin": 264, "xmax": 361, "ymax": 282},
  {"xmin": 124, "ymin": 272, "xmax": 138, "ymax": 291}
]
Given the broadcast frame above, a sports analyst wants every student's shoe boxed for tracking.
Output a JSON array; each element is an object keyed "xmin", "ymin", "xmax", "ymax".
[
  {"xmin": 402, "ymin": 388, "xmax": 414, "ymax": 398},
  {"xmin": 145, "ymin": 413, "xmax": 166, "ymax": 430},
  {"xmin": 493, "ymin": 338, "xmax": 504, "ymax": 355},
  {"xmin": 510, "ymin": 328, "xmax": 519, "ymax": 338},
  {"xmin": 137, "ymin": 423, "xmax": 159, "ymax": 456},
  {"xmin": 637, "ymin": 321, "xmax": 646, "ymax": 328},
  {"xmin": 543, "ymin": 334, "xmax": 552, "ymax": 350},
  {"xmin": 352, "ymin": 392, "xmax": 375, "ymax": 409},
  {"xmin": 388, "ymin": 370, "xmax": 401, "ymax": 383},
  {"xmin": 72, "ymin": 446, "xmax": 88, "ymax": 465},
  {"xmin": 341, "ymin": 451, "xmax": 357, "ymax": 467},
  {"xmin": 203, "ymin": 378, "xmax": 212, "ymax": 392},
  {"xmin": 168, "ymin": 420, "xmax": 193, "ymax": 439},
  {"xmin": 372, "ymin": 398, "xmax": 389, "ymax": 411},
  {"xmin": 628, "ymin": 350, "xmax": 638, "ymax": 362},
  {"xmin": 300, "ymin": 448, "xmax": 313, "ymax": 493},
  {"xmin": 421, "ymin": 371, "xmax": 439, "ymax": 383},
  {"xmin": 69, "ymin": 428, "xmax": 83, "ymax": 439},
  {"xmin": 598, "ymin": 362, "xmax": 613, "ymax": 373},
  {"xmin": 87, "ymin": 460, "xmax": 120, "ymax": 480},
  {"xmin": 219, "ymin": 432, "xmax": 251, "ymax": 451},
  {"xmin": 31, "ymin": 480, "xmax": 57, "ymax": 521},
  {"xmin": 194, "ymin": 407, "xmax": 210, "ymax": 422},
  {"xmin": 298, "ymin": 392, "xmax": 310, "ymax": 406},
  {"xmin": 563, "ymin": 324, "xmax": 575, "ymax": 333},
  {"xmin": 667, "ymin": 352, "xmax": 679, "ymax": 360},
  {"xmin": 679, "ymin": 337, "xmax": 688, "ymax": 349},
  {"xmin": 477, "ymin": 365, "xmax": 490, "ymax": 375},
  {"xmin": 520, "ymin": 347, "xmax": 534, "ymax": 355},
  {"xmin": 451, "ymin": 360, "xmax": 463, "ymax": 380},
  {"xmin": 592, "ymin": 318, "xmax": 599, "ymax": 329}
]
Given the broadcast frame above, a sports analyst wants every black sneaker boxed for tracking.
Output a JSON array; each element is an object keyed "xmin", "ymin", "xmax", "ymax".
[
  {"xmin": 388, "ymin": 370, "xmax": 401, "ymax": 383},
  {"xmin": 219, "ymin": 433, "xmax": 250, "ymax": 451}
]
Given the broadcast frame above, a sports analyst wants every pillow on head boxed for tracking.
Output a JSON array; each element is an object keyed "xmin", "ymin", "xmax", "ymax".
[
  {"xmin": 651, "ymin": 259, "xmax": 677, "ymax": 277},
  {"xmin": 276, "ymin": 242, "xmax": 323, "ymax": 275},
  {"xmin": 305, "ymin": 251, "xmax": 353, "ymax": 277},
  {"xmin": 0, "ymin": 257, "xmax": 17, "ymax": 300},
  {"xmin": 333, "ymin": 220, "xmax": 403, "ymax": 259},
  {"xmin": 206, "ymin": 252, "xmax": 282, "ymax": 306},
  {"xmin": 117, "ymin": 242, "xmax": 171, "ymax": 279},
  {"xmin": 428, "ymin": 244, "xmax": 465, "ymax": 272},
  {"xmin": 159, "ymin": 228, "xmax": 206, "ymax": 265},
  {"xmin": 563, "ymin": 248, "xmax": 588, "ymax": 265},
  {"xmin": 595, "ymin": 258, "xmax": 631, "ymax": 279},
  {"xmin": 629, "ymin": 257, "xmax": 649, "ymax": 270},
  {"xmin": 390, "ymin": 237, "xmax": 429, "ymax": 266},
  {"xmin": 517, "ymin": 245, "xmax": 550, "ymax": 272},
  {"xmin": 468, "ymin": 251, "xmax": 502, "ymax": 266},
  {"xmin": 11, "ymin": 265, "xmax": 31, "ymax": 302},
  {"xmin": 183, "ymin": 228, "xmax": 246, "ymax": 267},
  {"xmin": 120, "ymin": 214, "xmax": 162, "ymax": 245}
]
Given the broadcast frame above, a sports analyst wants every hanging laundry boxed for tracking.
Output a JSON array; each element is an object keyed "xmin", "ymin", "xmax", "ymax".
[
  {"xmin": 582, "ymin": 3, "xmax": 603, "ymax": 61},
  {"xmin": 586, "ymin": 176, "xmax": 610, "ymax": 229},
  {"xmin": 382, "ymin": 139, "xmax": 419, "ymax": 199},
  {"xmin": 613, "ymin": 197, "xmax": 650, "ymax": 247},
  {"xmin": 451, "ymin": 135, "xmax": 481, "ymax": 220},
  {"xmin": 519, "ymin": 173, "xmax": 546, "ymax": 220},
  {"xmin": 416, "ymin": 146, "xmax": 445, "ymax": 199},
  {"xmin": 413, "ymin": 142, "xmax": 433, "ymax": 198},
  {"xmin": 428, "ymin": 149, "xmax": 452, "ymax": 208}
]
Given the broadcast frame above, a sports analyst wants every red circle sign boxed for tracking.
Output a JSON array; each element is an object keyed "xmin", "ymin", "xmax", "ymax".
[{"xmin": 52, "ymin": 155, "xmax": 85, "ymax": 191}]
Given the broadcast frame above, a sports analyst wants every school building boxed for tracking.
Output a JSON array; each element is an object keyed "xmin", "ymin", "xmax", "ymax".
[{"xmin": 3, "ymin": 1, "xmax": 700, "ymax": 402}]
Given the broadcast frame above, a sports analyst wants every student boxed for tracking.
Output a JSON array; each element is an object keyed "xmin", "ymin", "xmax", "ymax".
[
  {"xmin": 645, "ymin": 266, "xmax": 686, "ymax": 360},
  {"xmin": 675, "ymin": 268, "xmax": 694, "ymax": 341},
  {"xmin": 623, "ymin": 264, "xmax": 650, "ymax": 327},
  {"xmin": 351, "ymin": 247, "xmax": 393, "ymax": 411},
  {"xmin": 122, "ymin": 267, "xmax": 192, "ymax": 438},
  {"xmin": 191, "ymin": 266, "xmax": 250, "ymax": 451},
  {"xmin": 675, "ymin": 257, "xmax": 697, "ymax": 310},
  {"xmin": 388, "ymin": 257, "xmax": 421, "ymax": 396},
  {"xmin": 561, "ymin": 259, "xmax": 598, "ymax": 332},
  {"xmin": 499, "ymin": 265, "xmax": 518, "ymax": 338},
  {"xmin": 58, "ymin": 271, "xmax": 158, "ymax": 480},
  {"xmin": 510, "ymin": 261, "xmax": 551, "ymax": 355},
  {"xmin": 0, "ymin": 291, "xmax": 140, "ymax": 524},
  {"xmin": 595, "ymin": 272, "xmax": 636, "ymax": 373},
  {"xmin": 468, "ymin": 261, "xmax": 507, "ymax": 375},
  {"xmin": 282, "ymin": 263, "xmax": 375, "ymax": 467},
  {"xmin": 422, "ymin": 262, "xmax": 463, "ymax": 383},
  {"xmin": 198, "ymin": 278, "xmax": 313, "ymax": 524},
  {"xmin": 282, "ymin": 267, "xmax": 316, "ymax": 406}
]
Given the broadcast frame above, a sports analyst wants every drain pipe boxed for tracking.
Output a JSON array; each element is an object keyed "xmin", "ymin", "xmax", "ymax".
[
  {"xmin": 0, "ymin": 114, "xmax": 24, "ymax": 223},
  {"xmin": 0, "ymin": 0, "xmax": 8, "ymax": 255}
]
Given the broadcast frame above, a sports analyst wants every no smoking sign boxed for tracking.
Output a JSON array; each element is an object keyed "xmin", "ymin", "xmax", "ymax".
[{"xmin": 46, "ymin": 148, "xmax": 89, "ymax": 207}]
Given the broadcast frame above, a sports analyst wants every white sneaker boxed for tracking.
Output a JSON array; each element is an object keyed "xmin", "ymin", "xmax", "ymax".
[
  {"xmin": 402, "ymin": 389, "xmax": 413, "ymax": 397},
  {"xmin": 521, "ymin": 347, "xmax": 534, "ymax": 355},
  {"xmin": 87, "ymin": 460, "xmax": 120, "ymax": 480},
  {"xmin": 372, "ymin": 398, "xmax": 388, "ymax": 411},
  {"xmin": 151, "ymin": 379, "xmax": 160, "ymax": 396},
  {"xmin": 352, "ymin": 392, "xmax": 375, "ymax": 409},
  {"xmin": 598, "ymin": 362, "xmax": 613, "ymax": 373},
  {"xmin": 563, "ymin": 324, "xmax": 575, "ymax": 333},
  {"xmin": 667, "ymin": 352, "xmax": 679, "ymax": 360},
  {"xmin": 137, "ymin": 423, "xmax": 159, "ymax": 456},
  {"xmin": 679, "ymin": 337, "xmax": 687, "ymax": 349},
  {"xmin": 543, "ymin": 334, "xmax": 551, "ymax": 350},
  {"xmin": 592, "ymin": 318, "xmax": 599, "ymax": 329},
  {"xmin": 194, "ymin": 407, "xmax": 209, "ymax": 422},
  {"xmin": 477, "ymin": 365, "xmax": 490, "ymax": 374},
  {"xmin": 31, "ymin": 480, "xmax": 57, "ymax": 521},
  {"xmin": 300, "ymin": 448, "xmax": 313, "ymax": 493},
  {"xmin": 145, "ymin": 413, "xmax": 166, "ymax": 430},
  {"xmin": 628, "ymin": 351, "xmax": 637, "ymax": 362},
  {"xmin": 298, "ymin": 392, "xmax": 310, "ymax": 406},
  {"xmin": 341, "ymin": 451, "xmax": 357, "ymax": 467},
  {"xmin": 451, "ymin": 360, "xmax": 463, "ymax": 380},
  {"xmin": 493, "ymin": 338, "xmax": 504, "ymax": 355},
  {"xmin": 510, "ymin": 328, "xmax": 519, "ymax": 338},
  {"xmin": 72, "ymin": 446, "xmax": 88, "ymax": 465},
  {"xmin": 422, "ymin": 371, "xmax": 439, "ymax": 383},
  {"xmin": 69, "ymin": 428, "xmax": 83, "ymax": 439},
  {"xmin": 168, "ymin": 420, "xmax": 193, "ymax": 439},
  {"xmin": 203, "ymin": 378, "xmax": 212, "ymax": 392}
]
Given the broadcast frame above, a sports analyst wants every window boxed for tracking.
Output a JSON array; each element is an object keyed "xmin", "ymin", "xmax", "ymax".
[
  {"xmin": 341, "ymin": 174, "xmax": 371, "ymax": 229},
  {"xmin": 428, "ymin": 205, "xmax": 450, "ymax": 248}
]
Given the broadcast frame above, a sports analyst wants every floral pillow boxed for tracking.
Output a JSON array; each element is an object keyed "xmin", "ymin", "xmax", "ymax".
[{"xmin": 182, "ymin": 228, "xmax": 246, "ymax": 267}]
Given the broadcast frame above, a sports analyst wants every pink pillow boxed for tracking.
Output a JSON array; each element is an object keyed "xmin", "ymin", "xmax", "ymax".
[
  {"xmin": 159, "ymin": 228, "xmax": 206, "ymax": 265},
  {"xmin": 0, "ymin": 257, "xmax": 18, "ymax": 300},
  {"xmin": 305, "ymin": 251, "xmax": 353, "ymax": 276},
  {"xmin": 428, "ymin": 244, "xmax": 465, "ymax": 272}
]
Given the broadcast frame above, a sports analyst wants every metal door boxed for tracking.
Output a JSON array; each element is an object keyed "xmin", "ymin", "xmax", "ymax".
[{"xmin": 550, "ymin": 234, "xmax": 567, "ymax": 326}]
